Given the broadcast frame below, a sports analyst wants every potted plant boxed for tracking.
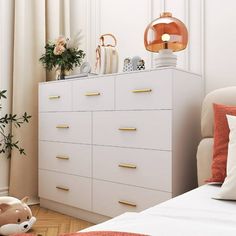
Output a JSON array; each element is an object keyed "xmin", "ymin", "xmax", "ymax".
[
  {"xmin": 39, "ymin": 33, "xmax": 85, "ymax": 80},
  {"xmin": 0, "ymin": 90, "xmax": 31, "ymax": 157}
]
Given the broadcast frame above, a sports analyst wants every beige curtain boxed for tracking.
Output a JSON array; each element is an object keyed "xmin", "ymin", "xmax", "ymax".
[
  {"xmin": 8, "ymin": 0, "xmax": 71, "ymax": 200},
  {"xmin": 0, "ymin": 0, "xmax": 14, "ymax": 196}
]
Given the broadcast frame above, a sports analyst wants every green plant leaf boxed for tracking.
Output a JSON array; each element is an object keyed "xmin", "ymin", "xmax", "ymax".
[{"xmin": 0, "ymin": 92, "xmax": 31, "ymax": 158}]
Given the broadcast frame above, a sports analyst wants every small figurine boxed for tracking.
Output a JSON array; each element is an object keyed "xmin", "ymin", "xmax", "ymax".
[
  {"xmin": 137, "ymin": 59, "xmax": 145, "ymax": 70},
  {"xmin": 123, "ymin": 57, "xmax": 145, "ymax": 72},
  {"xmin": 123, "ymin": 57, "xmax": 133, "ymax": 72},
  {"xmin": 0, "ymin": 196, "xmax": 36, "ymax": 235}
]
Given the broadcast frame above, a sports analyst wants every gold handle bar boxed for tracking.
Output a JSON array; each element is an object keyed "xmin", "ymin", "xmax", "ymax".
[
  {"xmin": 132, "ymin": 89, "xmax": 152, "ymax": 93},
  {"xmin": 56, "ymin": 186, "xmax": 69, "ymax": 191},
  {"xmin": 56, "ymin": 124, "xmax": 69, "ymax": 129},
  {"xmin": 118, "ymin": 163, "xmax": 137, "ymax": 169},
  {"xmin": 49, "ymin": 95, "xmax": 61, "ymax": 99},
  {"xmin": 118, "ymin": 200, "xmax": 137, "ymax": 207},
  {"xmin": 85, "ymin": 92, "xmax": 101, "ymax": 96},
  {"xmin": 118, "ymin": 127, "xmax": 137, "ymax": 131},
  {"xmin": 56, "ymin": 156, "xmax": 70, "ymax": 160}
]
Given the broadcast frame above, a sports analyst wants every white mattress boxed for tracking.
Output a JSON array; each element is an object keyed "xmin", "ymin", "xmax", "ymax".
[{"xmin": 82, "ymin": 185, "xmax": 236, "ymax": 235}]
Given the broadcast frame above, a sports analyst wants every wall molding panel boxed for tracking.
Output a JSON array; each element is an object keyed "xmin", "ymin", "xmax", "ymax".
[
  {"xmin": 184, "ymin": 0, "xmax": 190, "ymax": 71},
  {"xmin": 200, "ymin": 0, "xmax": 205, "ymax": 94},
  {"xmin": 84, "ymin": 0, "xmax": 203, "ymax": 76},
  {"xmin": 147, "ymin": 0, "xmax": 154, "ymax": 67},
  {"xmin": 73, "ymin": 0, "xmax": 235, "ymax": 92}
]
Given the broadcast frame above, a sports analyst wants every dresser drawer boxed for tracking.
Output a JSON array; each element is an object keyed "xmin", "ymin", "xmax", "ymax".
[
  {"xmin": 93, "ymin": 180, "xmax": 171, "ymax": 217},
  {"xmin": 93, "ymin": 111, "xmax": 172, "ymax": 150},
  {"xmin": 93, "ymin": 146, "xmax": 172, "ymax": 192},
  {"xmin": 39, "ymin": 82, "xmax": 72, "ymax": 112},
  {"xmin": 39, "ymin": 170, "xmax": 91, "ymax": 211},
  {"xmin": 39, "ymin": 141, "xmax": 91, "ymax": 177},
  {"xmin": 39, "ymin": 112, "xmax": 91, "ymax": 144},
  {"xmin": 116, "ymin": 70, "xmax": 172, "ymax": 110},
  {"xmin": 72, "ymin": 77, "xmax": 115, "ymax": 111}
]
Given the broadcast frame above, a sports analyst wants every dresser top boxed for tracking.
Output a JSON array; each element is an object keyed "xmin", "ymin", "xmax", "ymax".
[{"xmin": 39, "ymin": 67, "xmax": 201, "ymax": 85}]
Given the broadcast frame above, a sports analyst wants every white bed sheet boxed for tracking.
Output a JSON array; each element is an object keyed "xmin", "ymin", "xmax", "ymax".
[{"xmin": 82, "ymin": 185, "xmax": 236, "ymax": 235}]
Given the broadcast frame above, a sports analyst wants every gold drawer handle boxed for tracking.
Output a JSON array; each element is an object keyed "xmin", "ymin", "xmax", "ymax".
[
  {"xmin": 56, "ymin": 155, "xmax": 70, "ymax": 160},
  {"xmin": 85, "ymin": 92, "xmax": 101, "ymax": 96},
  {"xmin": 56, "ymin": 124, "xmax": 69, "ymax": 129},
  {"xmin": 56, "ymin": 186, "xmax": 69, "ymax": 192},
  {"xmin": 49, "ymin": 95, "xmax": 61, "ymax": 99},
  {"xmin": 119, "ymin": 163, "xmax": 137, "ymax": 169},
  {"xmin": 132, "ymin": 89, "xmax": 152, "ymax": 93},
  {"xmin": 118, "ymin": 200, "xmax": 137, "ymax": 207},
  {"xmin": 118, "ymin": 127, "xmax": 137, "ymax": 131}
]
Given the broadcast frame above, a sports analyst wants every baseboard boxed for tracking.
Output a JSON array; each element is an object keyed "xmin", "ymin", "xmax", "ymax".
[
  {"xmin": 0, "ymin": 189, "xmax": 39, "ymax": 205},
  {"xmin": 28, "ymin": 196, "xmax": 40, "ymax": 206},
  {"xmin": 0, "ymin": 187, "xmax": 9, "ymax": 196},
  {"xmin": 40, "ymin": 198, "xmax": 110, "ymax": 224}
]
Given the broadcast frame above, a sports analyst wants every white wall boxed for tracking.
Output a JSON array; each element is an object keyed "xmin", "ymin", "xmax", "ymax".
[
  {"xmin": 204, "ymin": 0, "xmax": 236, "ymax": 92},
  {"xmin": 74, "ymin": 0, "xmax": 236, "ymax": 93}
]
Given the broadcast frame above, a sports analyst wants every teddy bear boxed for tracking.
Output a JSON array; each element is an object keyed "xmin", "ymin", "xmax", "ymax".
[{"xmin": 0, "ymin": 196, "xmax": 36, "ymax": 235}]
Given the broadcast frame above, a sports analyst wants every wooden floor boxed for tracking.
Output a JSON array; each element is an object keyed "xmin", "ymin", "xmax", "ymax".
[{"xmin": 29, "ymin": 205, "xmax": 94, "ymax": 236}]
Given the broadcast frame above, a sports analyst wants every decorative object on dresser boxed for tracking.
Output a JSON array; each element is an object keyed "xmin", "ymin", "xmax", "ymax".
[
  {"xmin": 136, "ymin": 59, "xmax": 145, "ymax": 71},
  {"xmin": 39, "ymin": 32, "xmax": 85, "ymax": 80},
  {"xmin": 123, "ymin": 58, "xmax": 133, "ymax": 72},
  {"xmin": 123, "ymin": 57, "xmax": 145, "ymax": 72},
  {"xmin": 144, "ymin": 12, "xmax": 188, "ymax": 67},
  {"xmin": 96, "ymin": 34, "xmax": 119, "ymax": 74},
  {"xmin": 80, "ymin": 62, "xmax": 92, "ymax": 74},
  {"xmin": 38, "ymin": 68, "xmax": 202, "ymax": 224}
]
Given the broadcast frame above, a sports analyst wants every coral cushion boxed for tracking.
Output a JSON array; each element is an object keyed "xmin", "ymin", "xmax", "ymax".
[
  {"xmin": 207, "ymin": 103, "xmax": 236, "ymax": 183},
  {"xmin": 60, "ymin": 232, "xmax": 147, "ymax": 236},
  {"xmin": 10, "ymin": 234, "xmax": 35, "ymax": 236}
]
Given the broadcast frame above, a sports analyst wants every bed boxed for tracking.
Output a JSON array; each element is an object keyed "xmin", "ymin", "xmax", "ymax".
[
  {"xmin": 81, "ymin": 185, "xmax": 236, "ymax": 235},
  {"xmin": 80, "ymin": 87, "xmax": 236, "ymax": 235}
]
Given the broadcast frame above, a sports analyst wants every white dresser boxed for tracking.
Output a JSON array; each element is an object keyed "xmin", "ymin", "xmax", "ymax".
[{"xmin": 38, "ymin": 68, "xmax": 202, "ymax": 223}]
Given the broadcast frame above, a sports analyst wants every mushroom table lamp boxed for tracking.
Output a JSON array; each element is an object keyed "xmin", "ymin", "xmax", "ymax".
[{"xmin": 144, "ymin": 12, "xmax": 188, "ymax": 67}]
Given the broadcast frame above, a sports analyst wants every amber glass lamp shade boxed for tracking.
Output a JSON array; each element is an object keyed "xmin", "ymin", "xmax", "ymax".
[{"xmin": 144, "ymin": 12, "xmax": 188, "ymax": 52}]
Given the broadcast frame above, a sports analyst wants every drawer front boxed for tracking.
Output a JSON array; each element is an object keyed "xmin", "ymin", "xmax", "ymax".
[
  {"xmin": 93, "ymin": 146, "xmax": 172, "ymax": 192},
  {"xmin": 93, "ymin": 180, "xmax": 171, "ymax": 217},
  {"xmin": 39, "ymin": 170, "xmax": 91, "ymax": 211},
  {"xmin": 93, "ymin": 111, "xmax": 172, "ymax": 150},
  {"xmin": 39, "ymin": 112, "xmax": 91, "ymax": 144},
  {"xmin": 116, "ymin": 70, "xmax": 172, "ymax": 110},
  {"xmin": 39, "ymin": 82, "xmax": 72, "ymax": 112},
  {"xmin": 72, "ymin": 77, "xmax": 115, "ymax": 111},
  {"xmin": 39, "ymin": 141, "xmax": 92, "ymax": 177}
]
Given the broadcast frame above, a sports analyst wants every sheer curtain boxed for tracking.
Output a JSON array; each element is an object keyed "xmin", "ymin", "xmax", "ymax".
[
  {"xmin": 0, "ymin": 0, "xmax": 72, "ymax": 200},
  {"xmin": 0, "ymin": 0, "xmax": 14, "ymax": 196}
]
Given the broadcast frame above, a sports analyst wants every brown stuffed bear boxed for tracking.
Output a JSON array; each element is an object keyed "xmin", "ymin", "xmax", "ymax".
[{"xmin": 0, "ymin": 196, "xmax": 36, "ymax": 235}]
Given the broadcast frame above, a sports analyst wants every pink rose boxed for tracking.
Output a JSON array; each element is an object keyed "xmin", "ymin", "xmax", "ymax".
[
  {"xmin": 56, "ymin": 36, "xmax": 66, "ymax": 46},
  {"xmin": 53, "ymin": 45, "xmax": 65, "ymax": 55}
]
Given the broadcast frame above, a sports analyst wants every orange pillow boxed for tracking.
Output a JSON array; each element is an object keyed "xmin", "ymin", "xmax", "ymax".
[{"xmin": 207, "ymin": 103, "xmax": 236, "ymax": 183}]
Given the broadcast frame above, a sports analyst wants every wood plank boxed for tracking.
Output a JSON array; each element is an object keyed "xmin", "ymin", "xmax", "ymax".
[{"xmin": 28, "ymin": 205, "xmax": 94, "ymax": 236}]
